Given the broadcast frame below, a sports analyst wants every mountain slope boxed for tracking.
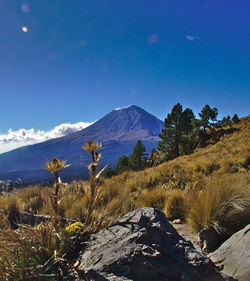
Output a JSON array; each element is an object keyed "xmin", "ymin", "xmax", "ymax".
[{"xmin": 0, "ymin": 106, "xmax": 164, "ymax": 182}]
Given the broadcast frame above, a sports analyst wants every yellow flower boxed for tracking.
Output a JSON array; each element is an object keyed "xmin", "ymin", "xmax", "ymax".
[
  {"xmin": 65, "ymin": 222, "xmax": 83, "ymax": 233},
  {"xmin": 82, "ymin": 140, "xmax": 103, "ymax": 153},
  {"xmin": 44, "ymin": 157, "xmax": 70, "ymax": 174}
]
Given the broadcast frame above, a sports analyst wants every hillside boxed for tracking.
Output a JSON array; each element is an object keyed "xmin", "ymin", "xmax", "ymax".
[
  {"xmin": 1, "ymin": 116, "xmax": 249, "ymax": 227},
  {"xmin": 0, "ymin": 106, "xmax": 163, "ymax": 182},
  {"xmin": 0, "ymin": 116, "xmax": 249, "ymax": 280}
]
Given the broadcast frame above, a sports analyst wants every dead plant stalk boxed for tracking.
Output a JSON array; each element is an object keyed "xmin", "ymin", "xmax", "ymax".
[{"xmin": 82, "ymin": 140, "xmax": 105, "ymax": 226}]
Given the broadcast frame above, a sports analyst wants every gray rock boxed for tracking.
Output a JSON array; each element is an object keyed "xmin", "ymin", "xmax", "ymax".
[
  {"xmin": 209, "ymin": 224, "xmax": 250, "ymax": 281},
  {"xmin": 77, "ymin": 208, "xmax": 233, "ymax": 281},
  {"xmin": 198, "ymin": 227, "xmax": 227, "ymax": 253}
]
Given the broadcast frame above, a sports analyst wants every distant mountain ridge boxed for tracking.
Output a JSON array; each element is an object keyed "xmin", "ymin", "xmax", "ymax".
[{"xmin": 0, "ymin": 106, "xmax": 164, "ymax": 182}]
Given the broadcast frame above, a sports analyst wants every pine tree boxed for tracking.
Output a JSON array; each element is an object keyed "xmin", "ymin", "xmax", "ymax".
[
  {"xmin": 232, "ymin": 114, "xmax": 240, "ymax": 124},
  {"xmin": 222, "ymin": 115, "xmax": 232, "ymax": 126},
  {"xmin": 198, "ymin": 105, "xmax": 218, "ymax": 131},
  {"xmin": 197, "ymin": 105, "xmax": 218, "ymax": 146},
  {"xmin": 114, "ymin": 155, "xmax": 129, "ymax": 175},
  {"xmin": 128, "ymin": 140, "xmax": 147, "ymax": 171},
  {"xmin": 158, "ymin": 103, "xmax": 194, "ymax": 160},
  {"xmin": 102, "ymin": 167, "xmax": 116, "ymax": 178}
]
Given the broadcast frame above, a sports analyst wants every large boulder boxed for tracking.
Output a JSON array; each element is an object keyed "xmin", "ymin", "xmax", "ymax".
[
  {"xmin": 77, "ymin": 208, "xmax": 233, "ymax": 280},
  {"xmin": 209, "ymin": 224, "xmax": 250, "ymax": 281}
]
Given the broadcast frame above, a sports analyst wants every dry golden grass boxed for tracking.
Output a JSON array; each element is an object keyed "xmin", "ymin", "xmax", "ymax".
[
  {"xmin": 0, "ymin": 193, "xmax": 20, "ymax": 214},
  {"xmin": 17, "ymin": 185, "xmax": 46, "ymax": 213},
  {"xmin": 0, "ymin": 116, "xmax": 249, "ymax": 280},
  {"xmin": 187, "ymin": 173, "xmax": 250, "ymax": 235},
  {"xmin": 136, "ymin": 185, "xmax": 166, "ymax": 210},
  {"xmin": 0, "ymin": 215, "xmax": 64, "ymax": 281},
  {"xmin": 164, "ymin": 189, "xmax": 189, "ymax": 220},
  {"xmin": 0, "ymin": 116, "xmax": 249, "ymax": 234}
]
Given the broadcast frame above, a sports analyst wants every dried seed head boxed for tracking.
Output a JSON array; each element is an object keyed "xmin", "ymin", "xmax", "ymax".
[
  {"xmin": 82, "ymin": 140, "xmax": 103, "ymax": 153},
  {"xmin": 44, "ymin": 157, "xmax": 70, "ymax": 174}
]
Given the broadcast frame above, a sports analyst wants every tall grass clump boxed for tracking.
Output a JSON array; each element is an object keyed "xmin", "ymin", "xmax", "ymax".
[
  {"xmin": 164, "ymin": 189, "xmax": 189, "ymax": 220},
  {"xmin": 137, "ymin": 185, "xmax": 166, "ymax": 210},
  {"xmin": 187, "ymin": 173, "xmax": 250, "ymax": 235},
  {"xmin": 0, "ymin": 193, "xmax": 22, "ymax": 229}
]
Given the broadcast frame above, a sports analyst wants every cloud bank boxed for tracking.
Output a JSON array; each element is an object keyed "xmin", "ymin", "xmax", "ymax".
[{"xmin": 0, "ymin": 121, "xmax": 94, "ymax": 154}]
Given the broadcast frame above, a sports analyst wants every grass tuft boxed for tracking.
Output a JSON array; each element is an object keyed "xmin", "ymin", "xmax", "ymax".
[
  {"xmin": 187, "ymin": 173, "xmax": 250, "ymax": 235},
  {"xmin": 164, "ymin": 189, "xmax": 189, "ymax": 220}
]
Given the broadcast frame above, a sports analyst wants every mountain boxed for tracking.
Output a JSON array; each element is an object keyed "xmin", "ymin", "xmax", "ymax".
[{"xmin": 0, "ymin": 106, "xmax": 164, "ymax": 183}]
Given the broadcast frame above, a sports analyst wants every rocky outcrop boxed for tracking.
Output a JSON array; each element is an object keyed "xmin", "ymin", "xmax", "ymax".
[
  {"xmin": 209, "ymin": 224, "xmax": 250, "ymax": 281},
  {"xmin": 77, "ymin": 208, "xmax": 233, "ymax": 281}
]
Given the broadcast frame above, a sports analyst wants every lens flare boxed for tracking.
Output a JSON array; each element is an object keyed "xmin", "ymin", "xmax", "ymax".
[
  {"xmin": 148, "ymin": 34, "xmax": 159, "ymax": 45},
  {"xmin": 21, "ymin": 4, "xmax": 30, "ymax": 13},
  {"xmin": 22, "ymin": 26, "xmax": 28, "ymax": 32}
]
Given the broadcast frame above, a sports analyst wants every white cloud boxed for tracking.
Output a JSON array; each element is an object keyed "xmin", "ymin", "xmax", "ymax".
[{"xmin": 0, "ymin": 121, "xmax": 94, "ymax": 154}]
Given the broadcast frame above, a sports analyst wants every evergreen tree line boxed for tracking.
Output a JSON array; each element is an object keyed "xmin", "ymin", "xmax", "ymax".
[
  {"xmin": 157, "ymin": 103, "xmax": 239, "ymax": 162},
  {"xmin": 102, "ymin": 103, "xmax": 240, "ymax": 178},
  {"xmin": 102, "ymin": 139, "xmax": 147, "ymax": 178}
]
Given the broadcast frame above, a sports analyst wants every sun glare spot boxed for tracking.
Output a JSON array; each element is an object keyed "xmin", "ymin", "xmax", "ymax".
[{"xmin": 22, "ymin": 26, "xmax": 28, "ymax": 33}]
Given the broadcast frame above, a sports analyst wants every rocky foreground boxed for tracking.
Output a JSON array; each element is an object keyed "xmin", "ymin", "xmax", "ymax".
[
  {"xmin": 75, "ymin": 208, "xmax": 237, "ymax": 281},
  {"xmin": 209, "ymin": 224, "xmax": 250, "ymax": 281}
]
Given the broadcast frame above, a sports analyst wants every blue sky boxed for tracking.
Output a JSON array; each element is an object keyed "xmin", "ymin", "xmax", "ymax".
[{"xmin": 0, "ymin": 0, "xmax": 249, "ymax": 153}]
